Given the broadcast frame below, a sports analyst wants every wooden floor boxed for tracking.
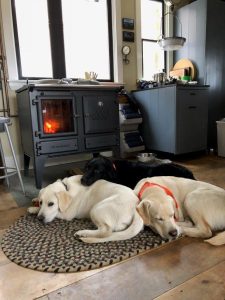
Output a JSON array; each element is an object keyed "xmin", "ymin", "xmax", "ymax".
[{"xmin": 1, "ymin": 154, "xmax": 225, "ymax": 300}]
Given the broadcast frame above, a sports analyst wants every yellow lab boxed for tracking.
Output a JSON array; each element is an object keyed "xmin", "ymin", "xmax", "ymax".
[
  {"xmin": 134, "ymin": 176, "xmax": 225, "ymax": 246},
  {"xmin": 28, "ymin": 175, "xmax": 143, "ymax": 243}
]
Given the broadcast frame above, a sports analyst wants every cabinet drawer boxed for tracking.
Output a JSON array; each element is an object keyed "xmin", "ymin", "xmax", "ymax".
[
  {"xmin": 37, "ymin": 139, "xmax": 78, "ymax": 154},
  {"xmin": 177, "ymin": 89, "xmax": 208, "ymax": 121},
  {"xmin": 176, "ymin": 89, "xmax": 208, "ymax": 154},
  {"xmin": 85, "ymin": 134, "xmax": 118, "ymax": 149},
  {"xmin": 177, "ymin": 89, "xmax": 208, "ymax": 103}
]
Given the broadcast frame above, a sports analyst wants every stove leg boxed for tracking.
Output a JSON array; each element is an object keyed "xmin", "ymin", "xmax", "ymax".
[
  {"xmin": 24, "ymin": 154, "xmax": 30, "ymax": 176},
  {"xmin": 34, "ymin": 155, "xmax": 47, "ymax": 189}
]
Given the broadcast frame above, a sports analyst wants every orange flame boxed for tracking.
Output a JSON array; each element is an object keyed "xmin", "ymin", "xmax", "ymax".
[{"xmin": 44, "ymin": 120, "xmax": 60, "ymax": 134}]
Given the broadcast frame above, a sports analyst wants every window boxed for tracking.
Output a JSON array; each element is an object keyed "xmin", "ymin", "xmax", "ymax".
[
  {"xmin": 140, "ymin": 0, "xmax": 165, "ymax": 80},
  {"xmin": 11, "ymin": 0, "xmax": 113, "ymax": 81}
]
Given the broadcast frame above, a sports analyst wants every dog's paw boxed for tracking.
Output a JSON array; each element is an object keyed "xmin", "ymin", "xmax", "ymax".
[
  {"xmin": 176, "ymin": 226, "xmax": 185, "ymax": 237},
  {"xmin": 178, "ymin": 231, "xmax": 185, "ymax": 237},
  {"xmin": 79, "ymin": 237, "xmax": 96, "ymax": 243},
  {"xmin": 75, "ymin": 230, "xmax": 90, "ymax": 238},
  {"xmin": 27, "ymin": 207, "xmax": 40, "ymax": 214}
]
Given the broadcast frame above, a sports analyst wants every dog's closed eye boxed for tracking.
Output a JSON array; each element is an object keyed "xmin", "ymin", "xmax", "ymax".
[{"xmin": 48, "ymin": 202, "xmax": 54, "ymax": 207}]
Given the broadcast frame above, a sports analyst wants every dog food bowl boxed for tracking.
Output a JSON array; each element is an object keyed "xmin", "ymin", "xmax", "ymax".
[{"xmin": 137, "ymin": 152, "xmax": 157, "ymax": 163}]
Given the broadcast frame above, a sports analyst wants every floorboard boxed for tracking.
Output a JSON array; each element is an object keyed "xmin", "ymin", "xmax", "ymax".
[
  {"xmin": 41, "ymin": 237, "xmax": 225, "ymax": 300},
  {"xmin": 155, "ymin": 261, "xmax": 225, "ymax": 300}
]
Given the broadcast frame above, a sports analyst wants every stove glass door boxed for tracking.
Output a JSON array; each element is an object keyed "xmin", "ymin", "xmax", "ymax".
[{"xmin": 41, "ymin": 98, "xmax": 76, "ymax": 135}]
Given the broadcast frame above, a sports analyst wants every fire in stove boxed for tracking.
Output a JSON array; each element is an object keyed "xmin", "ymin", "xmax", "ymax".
[
  {"xmin": 41, "ymin": 99, "xmax": 74, "ymax": 134},
  {"xmin": 44, "ymin": 120, "xmax": 60, "ymax": 134}
]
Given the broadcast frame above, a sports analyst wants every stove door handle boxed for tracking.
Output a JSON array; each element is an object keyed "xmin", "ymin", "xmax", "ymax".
[{"xmin": 74, "ymin": 114, "xmax": 80, "ymax": 118}]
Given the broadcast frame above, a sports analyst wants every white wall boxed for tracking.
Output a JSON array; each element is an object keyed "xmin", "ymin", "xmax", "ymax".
[{"xmin": 0, "ymin": 0, "xmax": 24, "ymax": 168}]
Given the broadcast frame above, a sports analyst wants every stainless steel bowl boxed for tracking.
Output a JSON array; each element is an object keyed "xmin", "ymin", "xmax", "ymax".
[{"xmin": 137, "ymin": 152, "xmax": 157, "ymax": 162}]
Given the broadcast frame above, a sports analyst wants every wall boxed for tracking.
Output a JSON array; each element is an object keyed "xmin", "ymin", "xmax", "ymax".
[
  {"xmin": 0, "ymin": 0, "xmax": 22, "ymax": 168},
  {"xmin": 121, "ymin": 0, "xmax": 137, "ymax": 91}
]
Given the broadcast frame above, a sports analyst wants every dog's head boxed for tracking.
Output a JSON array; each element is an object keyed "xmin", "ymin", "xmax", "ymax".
[
  {"xmin": 136, "ymin": 191, "xmax": 180, "ymax": 240},
  {"xmin": 81, "ymin": 156, "xmax": 117, "ymax": 186},
  {"xmin": 35, "ymin": 180, "xmax": 72, "ymax": 224}
]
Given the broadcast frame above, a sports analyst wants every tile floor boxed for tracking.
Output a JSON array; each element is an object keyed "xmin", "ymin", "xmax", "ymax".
[{"xmin": 0, "ymin": 153, "xmax": 225, "ymax": 300}]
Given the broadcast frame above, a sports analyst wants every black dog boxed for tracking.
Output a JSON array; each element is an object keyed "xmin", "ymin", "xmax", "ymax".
[{"xmin": 81, "ymin": 156, "xmax": 195, "ymax": 189}]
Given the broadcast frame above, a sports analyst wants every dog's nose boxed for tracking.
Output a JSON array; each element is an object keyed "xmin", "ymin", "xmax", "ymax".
[
  {"xmin": 169, "ymin": 229, "xmax": 178, "ymax": 237},
  {"xmin": 37, "ymin": 214, "xmax": 45, "ymax": 222}
]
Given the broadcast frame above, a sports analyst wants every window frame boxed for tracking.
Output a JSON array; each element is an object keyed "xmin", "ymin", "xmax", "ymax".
[
  {"xmin": 11, "ymin": 0, "xmax": 114, "ymax": 81},
  {"xmin": 140, "ymin": 0, "xmax": 166, "ymax": 79}
]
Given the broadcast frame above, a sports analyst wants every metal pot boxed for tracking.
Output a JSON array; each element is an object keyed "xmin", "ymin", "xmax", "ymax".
[{"xmin": 153, "ymin": 72, "xmax": 167, "ymax": 84}]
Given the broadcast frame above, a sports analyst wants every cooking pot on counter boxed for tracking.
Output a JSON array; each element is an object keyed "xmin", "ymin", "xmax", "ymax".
[{"xmin": 153, "ymin": 72, "xmax": 167, "ymax": 84}]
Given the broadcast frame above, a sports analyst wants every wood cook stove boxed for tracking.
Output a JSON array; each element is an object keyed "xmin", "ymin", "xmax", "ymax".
[{"xmin": 16, "ymin": 84, "xmax": 122, "ymax": 188}]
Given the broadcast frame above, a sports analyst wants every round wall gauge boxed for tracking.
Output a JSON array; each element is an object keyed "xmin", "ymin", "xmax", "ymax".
[{"xmin": 122, "ymin": 45, "xmax": 131, "ymax": 55}]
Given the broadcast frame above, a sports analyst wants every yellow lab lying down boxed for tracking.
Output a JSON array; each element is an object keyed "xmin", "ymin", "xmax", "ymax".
[
  {"xmin": 28, "ymin": 175, "xmax": 143, "ymax": 243},
  {"xmin": 134, "ymin": 176, "xmax": 225, "ymax": 246}
]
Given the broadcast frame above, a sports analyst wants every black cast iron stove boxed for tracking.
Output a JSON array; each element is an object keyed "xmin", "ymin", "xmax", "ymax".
[{"xmin": 16, "ymin": 83, "xmax": 122, "ymax": 188}]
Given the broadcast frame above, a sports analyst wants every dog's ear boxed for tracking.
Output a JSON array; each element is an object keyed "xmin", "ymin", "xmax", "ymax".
[
  {"xmin": 136, "ymin": 200, "xmax": 152, "ymax": 225},
  {"xmin": 55, "ymin": 191, "xmax": 72, "ymax": 213}
]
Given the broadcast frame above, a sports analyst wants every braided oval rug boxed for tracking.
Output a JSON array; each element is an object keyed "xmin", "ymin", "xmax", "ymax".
[{"xmin": 1, "ymin": 214, "xmax": 168, "ymax": 273}]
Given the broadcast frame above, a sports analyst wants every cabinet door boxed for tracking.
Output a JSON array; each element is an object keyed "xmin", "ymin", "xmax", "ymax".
[
  {"xmin": 176, "ymin": 89, "xmax": 208, "ymax": 154},
  {"xmin": 133, "ymin": 86, "xmax": 176, "ymax": 153},
  {"xmin": 132, "ymin": 89, "xmax": 158, "ymax": 150},
  {"xmin": 83, "ymin": 94, "xmax": 118, "ymax": 134},
  {"xmin": 157, "ymin": 87, "xmax": 176, "ymax": 153}
]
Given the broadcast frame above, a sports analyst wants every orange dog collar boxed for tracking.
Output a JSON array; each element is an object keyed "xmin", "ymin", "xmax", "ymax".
[{"xmin": 137, "ymin": 182, "xmax": 179, "ymax": 220}]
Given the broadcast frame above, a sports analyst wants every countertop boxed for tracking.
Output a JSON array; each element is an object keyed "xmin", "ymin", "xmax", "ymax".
[
  {"xmin": 16, "ymin": 82, "xmax": 124, "ymax": 93},
  {"xmin": 132, "ymin": 83, "xmax": 210, "ymax": 93}
]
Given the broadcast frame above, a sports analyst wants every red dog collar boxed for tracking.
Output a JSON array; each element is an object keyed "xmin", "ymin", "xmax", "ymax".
[{"xmin": 137, "ymin": 182, "xmax": 179, "ymax": 220}]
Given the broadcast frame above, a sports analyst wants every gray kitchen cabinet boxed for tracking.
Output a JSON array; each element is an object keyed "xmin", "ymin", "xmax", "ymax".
[
  {"xmin": 132, "ymin": 85, "xmax": 208, "ymax": 155},
  {"xmin": 175, "ymin": 0, "xmax": 225, "ymax": 148}
]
